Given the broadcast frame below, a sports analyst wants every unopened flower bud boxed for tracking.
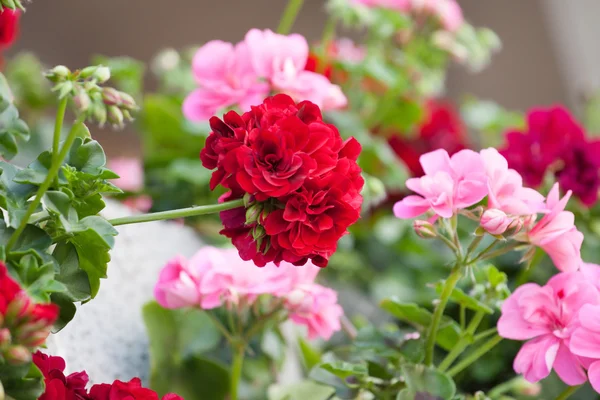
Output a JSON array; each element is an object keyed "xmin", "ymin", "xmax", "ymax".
[
  {"xmin": 122, "ymin": 109, "xmax": 134, "ymax": 122},
  {"xmin": 18, "ymin": 328, "xmax": 50, "ymax": 348},
  {"xmin": 252, "ymin": 224, "xmax": 265, "ymax": 241},
  {"xmin": 513, "ymin": 377, "xmax": 541, "ymax": 397},
  {"xmin": 5, "ymin": 345, "xmax": 31, "ymax": 365},
  {"xmin": 118, "ymin": 91, "xmax": 137, "ymax": 110},
  {"xmin": 107, "ymin": 105, "xmax": 124, "ymax": 128},
  {"xmin": 4, "ymin": 293, "xmax": 31, "ymax": 325},
  {"xmin": 413, "ymin": 220, "xmax": 436, "ymax": 239},
  {"xmin": 503, "ymin": 218, "xmax": 524, "ymax": 237},
  {"xmin": 245, "ymin": 204, "xmax": 262, "ymax": 225},
  {"xmin": 73, "ymin": 90, "xmax": 91, "ymax": 113},
  {"xmin": 480, "ymin": 209, "xmax": 511, "ymax": 235},
  {"xmin": 102, "ymin": 87, "xmax": 121, "ymax": 106},
  {"xmin": 0, "ymin": 328, "xmax": 11, "ymax": 347},
  {"xmin": 45, "ymin": 65, "xmax": 71, "ymax": 82},
  {"xmin": 92, "ymin": 66, "xmax": 111, "ymax": 83},
  {"xmin": 92, "ymin": 104, "xmax": 108, "ymax": 126},
  {"xmin": 523, "ymin": 214, "xmax": 537, "ymax": 230}
]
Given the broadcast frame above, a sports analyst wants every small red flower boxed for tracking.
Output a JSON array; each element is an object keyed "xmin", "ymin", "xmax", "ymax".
[
  {"xmin": 33, "ymin": 351, "xmax": 90, "ymax": 400},
  {"xmin": 0, "ymin": 262, "xmax": 21, "ymax": 314},
  {"xmin": 89, "ymin": 378, "xmax": 182, "ymax": 400},
  {"xmin": 0, "ymin": 9, "xmax": 19, "ymax": 48},
  {"xmin": 202, "ymin": 94, "xmax": 363, "ymax": 267},
  {"xmin": 388, "ymin": 99, "xmax": 467, "ymax": 177}
]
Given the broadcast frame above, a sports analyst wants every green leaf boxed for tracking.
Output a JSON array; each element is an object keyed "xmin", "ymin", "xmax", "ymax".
[
  {"xmin": 0, "ymin": 72, "xmax": 30, "ymax": 160},
  {"xmin": 143, "ymin": 301, "xmax": 226, "ymax": 400},
  {"xmin": 309, "ymin": 365, "xmax": 359, "ymax": 400},
  {"xmin": 67, "ymin": 138, "xmax": 107, "ymax": 176},
  {"xmin": 51, "ymin": 292, "xmax": 78, "ymax": 331},
  {"xmin": 0, "ymin": 162, "xmax": 37, "ymax": 228},
  {"xmin": 380, "ymin": 299, "xmax": 461, "ymax": 351},
  {"xmin": 9, "ymin": 253, "xmax": 65, "ymax": 302},
  {"xmin": 433, "ymin": 282, "xmax": 494, "ymax": 314},
  {"xmin": 268, "ymin": 381, "xmax": 335, "ymax": 400},
  {"xmin": 320, "ymin": 361, "xmax": 368, "ymax": 379},
  {"xmin": 399, "ymin": 364, "xmax": 456, "ymax": 400},
  {"xmin": 298, "ymin": 337, "xmax": 322, "ymax": 371},
  {"xmin": 53, "ymin": 242, "xmax": 91, "ymax": 302},
  {"xmin": 0, "ymin": 362, "xmax": 45, "ymax": 400}
]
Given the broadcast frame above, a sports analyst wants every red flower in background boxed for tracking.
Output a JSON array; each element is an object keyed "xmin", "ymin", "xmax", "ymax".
[
  {"xmin": 203, "ymin": 94, "xmax": 364, "ymax": 267},
  {"xmin": 500, "ymin": 106, "xmax": 600, "ymax": 206},
  {"xmin": 0, "ymin": 9, "xmax": 19, "ymax": 67},
  {"xmin": 388, "ymin": 99, "xmax": 468, "ymax": 176},
  {"xmin": 89, "ymin": 378, "xmax": 183, "ymax": 400},
  {"xmin": 34, "ymin": 352, "xmax": 89, "ymax": 400}
]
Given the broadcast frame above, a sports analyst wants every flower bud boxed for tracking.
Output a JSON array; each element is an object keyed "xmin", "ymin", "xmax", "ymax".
[
  {"xmin": 101, "ymin": 87, "xmax": 121, "ymax": 106},
  {"xmin": 45, "ymin": 65, "xmax": 71, "ymax": 82},
  {"xmin": 513, "ymin": 377, "xmax": 541, "ymax": 397},
  {"xmin": 18, "ymin": 328, "xmax": 50, "ymax": 348},
  {"xmin": 503, "ymin": 218, "xmax": 524, "ymax": 237},
  {"xmin": 92, "ymin": 104, "xmax": 108, "ymax": 126},
  {"xmin": 480, "ymin": 209, "xmax": 512, "ymax": 235},
  {"xmin": 5, "ymin": 345, "xmax": 31, "ymax": 365},
  {"xmin": 523, "ymin": 214, "xmax": 537, "ymax": 230},
  {"xmin": 92, "ymin": 66, "xmax": 111, "ymax": 83},
  {"xmin": 107, "ymin": 105, "xmax": 124, "ymax": 128},
  {"xmin": 413, "ymin": 220, "xmax": 437, "ymax": 239},
  {"xmin": 118, "ymin": 91, "xmax": 137, "ymax": 110},
  {"xmin": 0, "ymin": 328, "xmax": 11, "ymax": 347},
  {"xmin": 245, "ymin": 203, "xmax": 262, "ymax": 225},
  {"xmin": 73, "ymin": 90, "xmax": 91, "ymax": 113},
  {"xmin": 4, "ymin": 293, "xmax": 31, "ymax": 325}
]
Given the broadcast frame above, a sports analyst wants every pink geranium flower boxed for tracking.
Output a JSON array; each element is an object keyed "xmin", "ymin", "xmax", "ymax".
[
  {"xmin": 183, "ymin": 40, "xmax": 269, "ymax": 121},
  {"xmin": 498, "ymin": 272, "xmax": 600, "ymax": 385},
  {"xmin": 108, "ymin": 158, "xmax": 144, "ymax": 192},
  {"xmin": 480, "ymin": 148, "xmax": 545, "ymax": 216},
  {"xmin": 570, "ymin": 304, "xmax": 600, "ymax": 392},
  {"xmin": 393, "ymin": 149, "xmax": 488, "ymax": 219},
  {"xmin": 286, "ymin": 284, "xmax": 343, "ymax": 340},
  {"xmin": 244, "ymin": 29, "xmax": 347, "ymax": 110},
  {"xmin": 525, "ymin": 184, "xmax": 584, "ymax": 272}
]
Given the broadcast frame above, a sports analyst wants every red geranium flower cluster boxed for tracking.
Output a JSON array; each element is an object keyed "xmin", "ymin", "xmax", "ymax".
[
  {"xmin": 0, "ymin": 263, "xmax": 58, "ymax": 364},
  {"xmin": 388, "ymin": 99, "xmax": 468, "ymax": 177},
  {"xmin": 201, "ymin": 94, "xmax": 364, "ymax": 267},
  {"xmin": 0, "ymin": 9, "xmax": 19, "ymax": 67},
  {"xmin": 500, "ymin": 106, "xmax": 600, "ymax": 206},
  {"xmin": 34, "ymin": 352, "xmax": 183, "ymax": 400}
]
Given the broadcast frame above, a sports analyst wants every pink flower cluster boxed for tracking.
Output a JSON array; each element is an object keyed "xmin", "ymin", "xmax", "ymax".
[
  {"xmin": 498, "ymin": 263, "xmax": 600, "ymax": 393},
  {"xmin": 183, "ymin": 29, "xmax": 347, "ymax": 122},
  {"xmin": 154, "ymin": 246, "xmax": 343, "ymax": 340},
  {"xmin": 353, "ymin": 0, "xmax": 464, "ymax": 32},
  {"xmin": 394, "ymin": 148, "xmax": 584, "ymax": 272},
  {"xmin": 108, "ymin": 158, "xmax": 152, "ymax": 212}
]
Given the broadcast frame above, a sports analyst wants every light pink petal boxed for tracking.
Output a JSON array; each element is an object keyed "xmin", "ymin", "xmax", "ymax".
[
  {"xmin": 455, "ymin": 177, "xmax": 488, "ymax": 208},
  {"xmin": 581, "ymin": 263, "xmax": 600, "ymax": 292},
  {"xmin": 405, "ymin": 177, "xmax": 424, "ymax": 195},
  {"xmin": 449, "ymin": 149, "xmax": 485, "ymax": 179},
  {"xmin": 542, "ymin": 229, "xmax": 583, "ymax": 273},
  {"xmin": 419, "ymin": 149, "xmax": 452, "ymax": 176},
  {"xmin": 587, "ymin": 361, "xmax": 600, "ymax": 393},
  {"xmin": 571, "ymin": 327, "xmax": 600, "ymax": 359},
  {"xmin": 553, "ymin": 343, "xmax": 588, "ymax": 386},
  {"xmin": 192, "ymin": 40, "xmax": 235, "ymax": 84},
  {"xmin": 514, "ymin": 335, "xmax": 560, "ymax": 383},
  {"xmin": 393, "ymin": 195, "xmax": 430, "ymax": 219},
  {"xmin": 182, "ymin": 88, "xmax": 229, "ymax": 122}
]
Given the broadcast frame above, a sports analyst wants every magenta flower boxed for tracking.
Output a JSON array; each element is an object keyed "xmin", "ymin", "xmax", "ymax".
[
  {"xmin": 480, "ymin": 148, "xmax": 545, "ymax": 216},
  {"xmin": 525, "ymin": 184, "xmax": 583, "ymax": 272},
  {"xmin": 498, "ymin": 272, "xmax": 600, "ymax": 385},
  {"xmin": 555, "ymin": 140, "xmax": 600, "ymax": 206},
  {"xmin": 393, "ymin": 149, "xmax": 488, "ymax": 219},
  {"xmin": 183, "ymin": 40, "xmax": 269, "ymax": 121}
]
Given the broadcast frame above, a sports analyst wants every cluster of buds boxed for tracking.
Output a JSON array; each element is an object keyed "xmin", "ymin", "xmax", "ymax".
[
  {"xmin": 45, "ymin": 65, "xmax": 138, "ymax": 129},
  {"xmin": 0, "ymin": 264, "xmax": 58, "ymax": 365},
  {"xmin": 0, "ymin": 0, "xmax": 24, "ymax": 11},
  {"xmin": 478, "ymin": 209, "xmax": 526, "ymax": 238}
]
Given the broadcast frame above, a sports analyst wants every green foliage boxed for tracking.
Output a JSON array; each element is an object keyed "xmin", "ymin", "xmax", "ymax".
[
  {"xmin": 143, "ymin": 301, "xmax": 228, "ymax": 400},
  {"xmin": 4, "ymin": 52, "xmax": 53, "ymax": 111},
  {"xmin": 268, "ymin": 380, "xmax": 335, "ymax": 400},
  {"xmin": 397, "ymin": 365, "xmax": 456, "ymax": 400},
  {"xmin": 0, "ymin": 362, "xmax": 45, "ymax": 400},
  {"xmin": 0, "ymin": 73, "xmax": 30, "ymax": 160}
]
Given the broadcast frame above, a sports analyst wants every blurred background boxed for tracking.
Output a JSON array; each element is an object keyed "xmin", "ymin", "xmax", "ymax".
[{"xmin": 12, "ymin": 0, "xmax": 588, "ymax": 158}]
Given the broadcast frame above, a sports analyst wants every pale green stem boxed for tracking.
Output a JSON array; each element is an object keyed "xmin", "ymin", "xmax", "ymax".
[
  {"xmin": 438, "ymin": 310, "xmax": 485, "ymax": 372},
  {"xmin": 277, "ymin": 0, "xmax": 305, "ymax": 34},
  {"xmin": 447, "ymin": 334, "xmax": 503, "ymax": 377},
  {"xmin": 107, "ymin": 199, "xmax": 245, "ymax": 226},
  {"xmin": 555, "ymin": 385, "xmax": 581, "ymax": 400},
  {"xmin": 230, "ymin": 345, "xmax": 246, "ymax": 400}
]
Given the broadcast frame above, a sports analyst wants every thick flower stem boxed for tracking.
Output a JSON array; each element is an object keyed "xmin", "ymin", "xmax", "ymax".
[
  {"xmin": 438, "ymin": 310, "xmax": 485, "ymax": 372},
  {"xmin": 107, "ymin": 199, "xmax": 245, "ymax": 226},
  {"xmin": 424, "ymin": 265, "xmax": 462, "ymax": 366},
  {"xmin": 447, "ymin": 334, "xmax": 503, "ymax": 377},
  {"xmin": 230, "ymin": 345, "xmax": 246, "ymax": 400},
  {"xmin": 51, "ymin": 97, "xmax": 68, "ymax": 175},
  {"xmin": 277, "ymin": 0, "xmax": 305, "ymax": 34},
  {"xmin": 6, "ymin": 118, "xmax": 85, "ymax": 252},
  {"xmin": 555, "ymin": 385, "xmax": 581, "ymax": 400}
]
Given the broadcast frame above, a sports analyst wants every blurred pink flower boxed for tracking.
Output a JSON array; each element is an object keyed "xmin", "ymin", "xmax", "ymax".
[
  {"xmin": 480, "ymin": 208, "xmax": 512, "ymax": 235},
  {"xmin": 109, "ymin": 158, "xmax": 144, "ymax": 192},
  {"xmin": 286, "ymin": 284, "xmax": 343, "ymax": 340},
  {"xmin": 244, "ymin": 29, "xmax": 347, "ymax": 110},
  {"xmin": 498, "ymin": 272, "xmax": 600, "ymax": 385},
  {"xmin": 352, "ymin": 0, "xmax": 410, "ymax": 11},
  {"xmin": 183, "ymin": 40, "xmax": 269, "ymax": 121},
  {"xmin": 570, "ymin": 304, "xmax": 600, "ymax": 393},
  {"xmin": 393, "ymin": 149, "xmax": 488, "ymax": 219},
  {"xmin": 154, "ymin": 247, "xmax": 343, "ymax": 340},
  {"xmin": 525, "ymin": 184, "xmax": 583, "ymax": 272},
  {"xmin": 480, "ymin": 148, "xmax": 545, "ymax": 216},
  {"xmin": 412, "ymin": 0, "xmax": 464, "ymax": 32}
]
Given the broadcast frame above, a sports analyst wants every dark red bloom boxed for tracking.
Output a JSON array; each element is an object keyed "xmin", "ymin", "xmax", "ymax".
[
  {"xmin": 388, "ymin": 100, "xmax": 467, "ymax": 176},
  {"xmin": 305, "ymin": 52, "xmax": 333, "ymax": 79},
  {"xmin": 204, "ymin": 94, "xmax": 364, "ymax": 267},
  {"xmin": 89, "ymin": 378, "xmax": 182, "ymax": 400},
  {"xmin": 500, "ymin": 106, "xmax": 585, "ymax": 187},
  {"xmin": 33, "ymin": 351, "xmax": 89, "ymax": 400},
  {"xmin": 0, "ymin": 9, "xmax": 18, "ymax": 48},
  {"xmin": 555, "ymin": 140, "xmax": 600, "ymax": 206}
]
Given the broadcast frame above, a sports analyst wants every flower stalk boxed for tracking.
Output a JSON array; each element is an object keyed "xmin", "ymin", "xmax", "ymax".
[
  {"xmin": 277, "ymin": 0, "xmax": 305, "ymax": 34},
  {"xmin": 555, "ymin": 385, "xmax": 582, "ymax": 400},
  {"xmin": 447, "ymin": 334, "xmax": 503, "ymax": 377},
  {"xmin": 230, "ymin": 344, "xmax": 246, "ymax": 400}
]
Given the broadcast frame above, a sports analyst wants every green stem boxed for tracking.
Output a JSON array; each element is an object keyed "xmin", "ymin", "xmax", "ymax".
[
  {"xmin": 487, "ymin": 376, "xmax": 523, "ymax": 398},
  {"xmin": 230, "ymin": 345, "xmax": 246, "ymax": 400},
  {"xmin": 465, "ymin": 235, "xmax": 483, "ymax": 261},
  {"xmin": 424, "ymin": 265, "xmax": 462, "ymax": 365},
  {"xmin": 472, "ymin": 327, "xmax": 497, "ymax": 342},
  {"xmin": 467, "ymin": 239, "xmax": 499, "ymax": 264},
  {"xmin": 107, "ymin": 199, "xmax": 245, "ymax": 226},
  {"xmin": 5, "ymin": 119, "xmax": 84, "ymax": 252},
  {"xmin": 52, "ymin": 97, "xmax": 68, "ymax": 167},
  {"xmin": 447, "ymin": 334, "xmax": 503, "ymax": 377},
  {"xmin": 205, "ymin": 311, "xmax": 235, "ymax": 344},
  {"xmin": 555, "ymin": 385, "xmax": 581, "ymax": 400},
  {"xmin": 243, "ymin": 306, "xmax": 283, "ymax": 341},
  {"xmin": 438, "ymin": 310, "xmax": 485, "ymax": 372},
  {"xmin": 277, "ymin": 0, "xmax": 305, "ymax": 34},
  {"xmin": 473, "ymin": 241, "xmax": 521, "ymax": 264}
]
